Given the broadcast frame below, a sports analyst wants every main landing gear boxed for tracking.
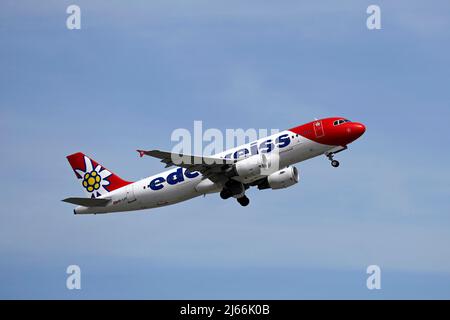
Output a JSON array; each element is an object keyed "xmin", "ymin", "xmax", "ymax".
[
  {"xmin": 220, "ymin": 181, "xmax": 250, "ymax": 207},
  {"xmin": 237, "ymin": 195, "xmax": 250, "ymax": 207},
  {"xmin": 220, "ymin": 189, "xmax": 233, "ymax": 199}
]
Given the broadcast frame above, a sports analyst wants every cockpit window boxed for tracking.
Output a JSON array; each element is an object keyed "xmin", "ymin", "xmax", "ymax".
[{"xmin": 333, "ymin": 119, "xmax": 351, "ymax": 126}]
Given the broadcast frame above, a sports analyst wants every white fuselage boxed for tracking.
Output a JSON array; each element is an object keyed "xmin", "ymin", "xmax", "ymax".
[{"xmin": 74, "ymin": 131, "xmax": 335, "ymax": 214}]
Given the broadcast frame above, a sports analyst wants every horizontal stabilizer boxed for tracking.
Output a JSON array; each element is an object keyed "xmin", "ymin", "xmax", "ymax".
[{"xmin": 62, "ymin": 197, "xmax": 111, "ymax": 207}]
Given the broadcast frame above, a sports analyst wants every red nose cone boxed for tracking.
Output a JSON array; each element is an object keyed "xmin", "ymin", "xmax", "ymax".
[
  {"xmin": 353, "ymin": 122, "xmax": 366, "ymax": 138},
  {"xmin": 342, "ymin": 122, "xmax": 366, "ymax": 144}
]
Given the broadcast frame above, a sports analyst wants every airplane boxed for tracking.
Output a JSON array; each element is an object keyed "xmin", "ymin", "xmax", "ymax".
[{"xmin": 63, "ymin": 117, "xmax": 366, "ymax": 214}]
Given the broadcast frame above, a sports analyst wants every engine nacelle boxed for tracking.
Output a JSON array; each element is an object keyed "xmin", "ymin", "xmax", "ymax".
[
  {"xmin": 195, "ymin": 179, "xmax": 222, "ymax": 194},
  {"xmin": 234, "ymin": 155, "xmax": 263, "ymax": 178},
  {"xmin": 259, "ymin": 166, "xmax": 299, "ymax": 190}
]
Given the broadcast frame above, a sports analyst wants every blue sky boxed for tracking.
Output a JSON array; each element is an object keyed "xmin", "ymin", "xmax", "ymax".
[{"xmin": 1, "ymin": 0, "xmax": 450, "ymax": 299}]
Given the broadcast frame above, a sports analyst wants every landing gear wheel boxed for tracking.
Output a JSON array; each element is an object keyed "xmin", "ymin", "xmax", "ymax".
[
  {"xmin": 331, "ymin": 160, "xmax": 340, "ymax": 168},
  {"xmin": 220, "ymin": 189, "xmax": 232, "ymax": 200},
  {"xmin": 237, "ymin": 196, "xmax": 250, "ymax": 207}
]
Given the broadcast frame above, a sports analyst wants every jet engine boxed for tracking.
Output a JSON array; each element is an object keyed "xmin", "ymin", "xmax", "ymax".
[
  {"xmin": 257, "ymin": 166, "xmax": 299, "ymax": 190},
  {"xmin": 233, "ymin": 155, "xmax": 264, "ymax": 178},
  {"xmin": 230, "ymin": 153, "xmax": 281, "ymax": 180}
]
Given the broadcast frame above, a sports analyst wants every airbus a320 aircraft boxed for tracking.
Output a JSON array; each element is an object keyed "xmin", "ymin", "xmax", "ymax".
[{"xmin": 63, "ymin": 117, "xmax": 365, "ymax": 214}]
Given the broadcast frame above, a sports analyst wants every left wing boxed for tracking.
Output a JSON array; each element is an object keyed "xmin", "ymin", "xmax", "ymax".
[{"xmin": 137, "ymin": 149, "xmax": 237, "ymax": 182}]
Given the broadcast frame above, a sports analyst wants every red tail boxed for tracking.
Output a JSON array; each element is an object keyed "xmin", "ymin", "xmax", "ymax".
[{"xmin": 66, "ymin": 152, "xmax": 132, "ymax": 198}]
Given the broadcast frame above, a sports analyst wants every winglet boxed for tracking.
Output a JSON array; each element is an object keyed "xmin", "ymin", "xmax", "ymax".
[{"xmin": 137, "ymin": 150, "xmax": 146, "ymax": 158}]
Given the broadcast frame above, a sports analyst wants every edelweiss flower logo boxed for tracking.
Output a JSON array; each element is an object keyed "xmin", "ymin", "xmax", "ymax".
[
  {"xmin": 75, "ymin": 156, "xmax": 112, "ymax": 197},
  {"xmin": 82, "ymin": 171, "xmax": 101, "ymax": 192}
]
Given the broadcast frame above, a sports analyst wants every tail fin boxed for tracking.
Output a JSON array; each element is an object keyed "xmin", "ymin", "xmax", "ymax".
[{"xmin": 66, "ymin": 152, "xmax": 131, "ymax": 198}]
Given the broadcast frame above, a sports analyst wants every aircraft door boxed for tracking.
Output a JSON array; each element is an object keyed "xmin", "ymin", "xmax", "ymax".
[
  {"xmin": 313, "ymin": 120, "xmax": 325, "ymax": 138},
  {"xmin": 127, "ymin": 184, "xmax": 136, "ymax": 203}
]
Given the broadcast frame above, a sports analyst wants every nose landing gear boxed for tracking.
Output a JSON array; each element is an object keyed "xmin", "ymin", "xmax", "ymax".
[
  {"xmin": 327, "ymin": 152, "xmax": 340, "ymax": 168},
  {"xmin": 331, "ymin": 160, "xmax": 340, "ymax": 168},
  {"xmin": 325, "ymin": 146, "xmax": 347, "ymax": 168}
]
